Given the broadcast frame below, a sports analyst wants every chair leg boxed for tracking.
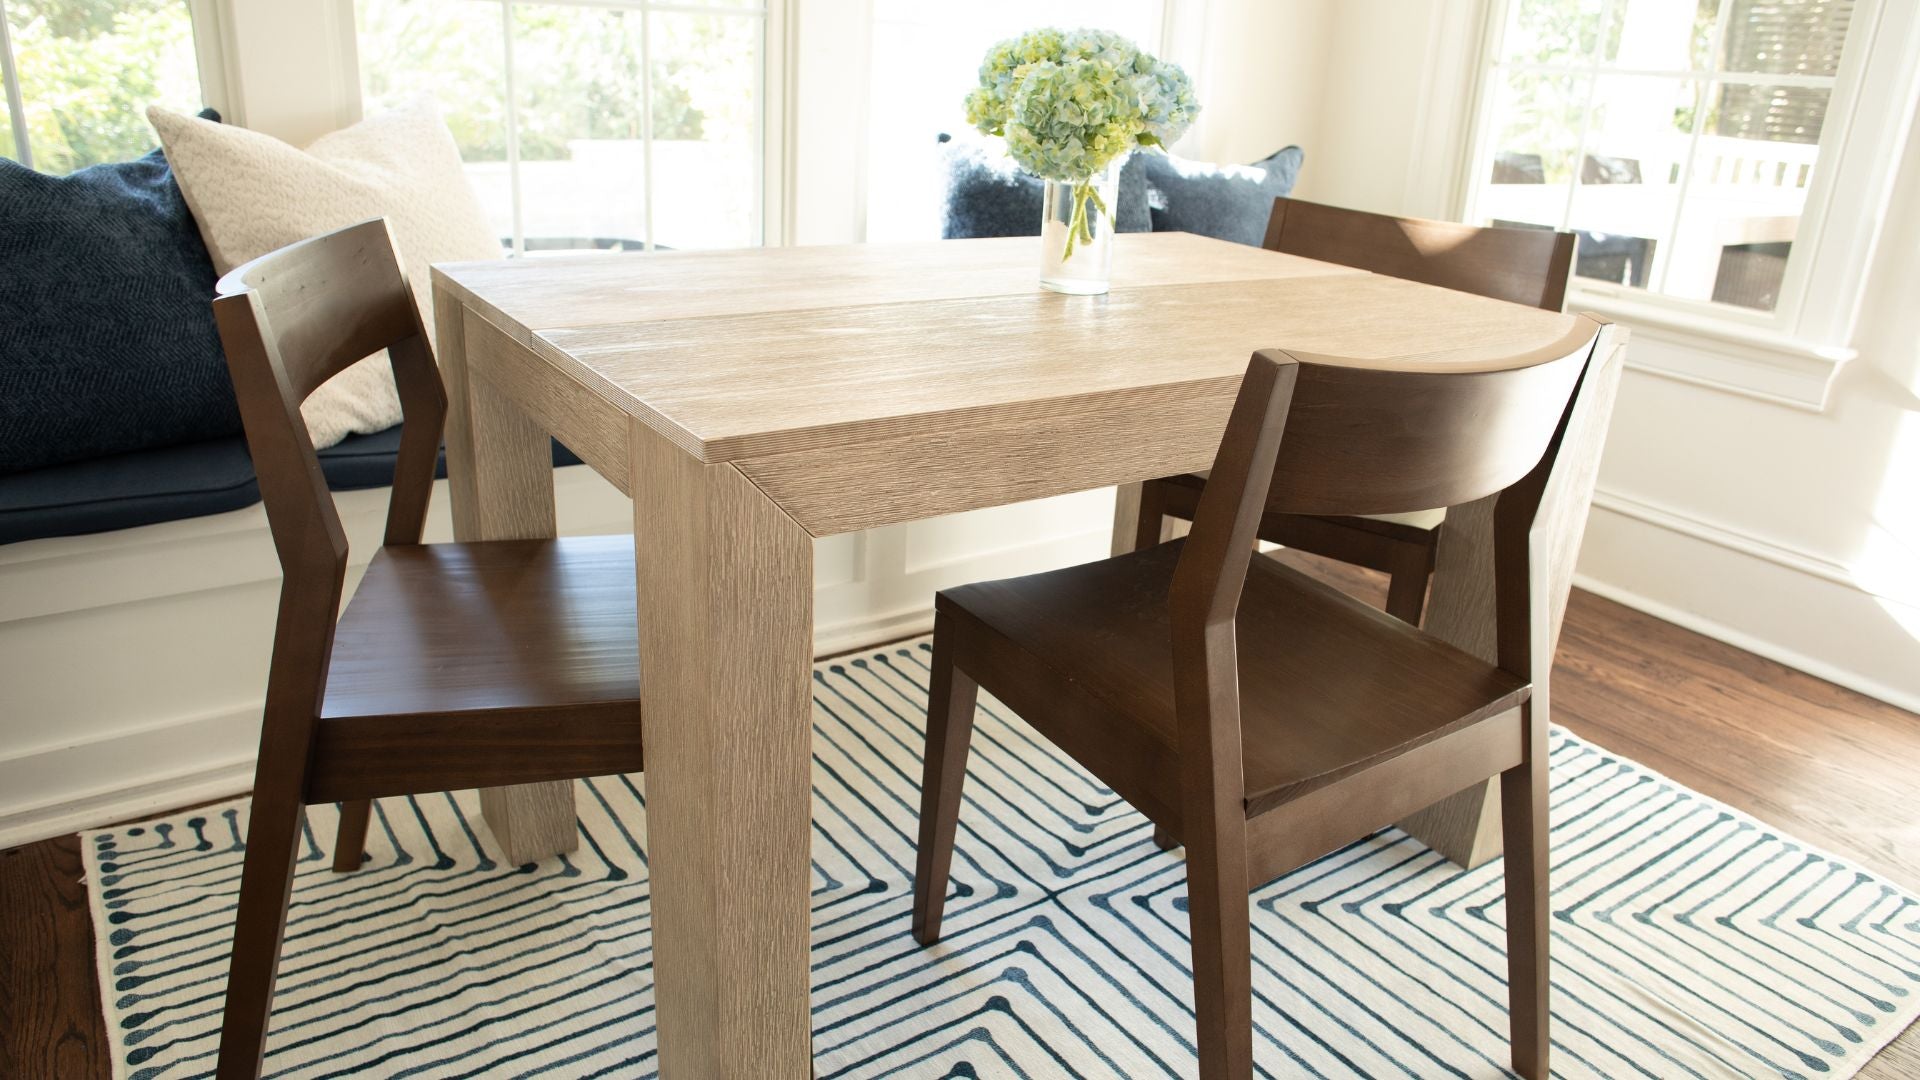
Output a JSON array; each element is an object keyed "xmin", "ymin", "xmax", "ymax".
[
  {"xmin": 912, "ymin": 613, "xmax": 980, "ymax": 946},
  {"xmin": 1501, "ymin": 700, "xmax": 1550, "ymax": 1079},
  {"xmin": 216, "ymin": 786, "xmax": 308, "ymax": 1080},
  {"xmin": 1134, "ymin": 482, "xmax": 1170, "ymax": 552},
  {"xmin": 331, "ymin": 799, "xmax": 372, "ymax": 873},
  {"xmin": 1152, "ymin": 824, "xmax": 1179, "ymax": 851},
  {"xmin": 1187, "ymin": 815, "xmax": 1254, "ymax": 1080},
  {"xmin": 1382, "ymin": 538, "xmax": 1435, "ymax": 625}
]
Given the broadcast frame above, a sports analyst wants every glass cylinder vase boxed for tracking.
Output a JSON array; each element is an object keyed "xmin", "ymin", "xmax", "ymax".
[{"xmin": 1038, "ymin": 155, "xmax": 1125, "ymax": 295}]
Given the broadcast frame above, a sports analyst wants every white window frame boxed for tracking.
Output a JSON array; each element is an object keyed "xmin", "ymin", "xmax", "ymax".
[
  {"xmin": 0, "ymin": 0, "xmax": 28, "ymax": 165},
  {"xmin": 1458, "ymin": 0, "xmax": 1920, "ymax": 409}
]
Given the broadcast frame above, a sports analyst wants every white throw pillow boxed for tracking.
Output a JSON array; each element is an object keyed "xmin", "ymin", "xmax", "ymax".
[{"xmin": 148, "ymin": 103, "xmax": 504, "ymax": 449}]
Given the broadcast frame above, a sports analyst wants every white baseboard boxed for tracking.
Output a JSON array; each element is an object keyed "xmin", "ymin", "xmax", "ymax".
[
  {"xmin": 1579, "ymin": 490, "xmax": 1920, "ymax": 716},
  {"xmin": 0, "ymin": 751, "xmax": 255, "ymax": 850},
  {"xmin": 816, "ymin": 605, "xmax": 935, "ymax": 659},
  {"xmin": 1572, "ymin": 573, "xmax": 1920, "ymax": 716}
]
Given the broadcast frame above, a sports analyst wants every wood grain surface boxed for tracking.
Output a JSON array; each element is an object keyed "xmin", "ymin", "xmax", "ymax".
[
  {"xmin": 432, "ymin": 232, "xmax": 1360, "ymax": 342},
  {"xmin": 630, "ymin": 419, "xmax": 815, "ymax": 1078},
  {"xmin": 438, "ymin": 288, "xmax": 578, "ymax": 865},
  {"xmin": 533, "ymin": 272, "xmax": 1581, "ymax": 466}
]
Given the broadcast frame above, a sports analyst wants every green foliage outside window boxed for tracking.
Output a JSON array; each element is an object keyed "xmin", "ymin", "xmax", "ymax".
[
  {"xmin": 356, "ymin": 0, "xmax": 758, "ymax": 164},
  {"xmin": 4, "ymin": 0, "xmax": 203, "ymax": 174}
]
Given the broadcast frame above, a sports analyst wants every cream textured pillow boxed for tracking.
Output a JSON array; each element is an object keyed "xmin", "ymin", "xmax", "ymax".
[{"xmin": 149, "ymin": 103, "xmax": 504, "ymax": 448}]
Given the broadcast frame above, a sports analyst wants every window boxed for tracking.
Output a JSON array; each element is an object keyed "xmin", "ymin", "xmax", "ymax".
[
  {"xmin": 1465, "ymin": 0, "xmax": 1864, "ymax": 318},
  {"xmin": 863, "ymin": 0, "xmax": 1167, "ymax": 243},
  {"xmin": 356, "ymin": 0, "xmax": 767, "ymax": 255},
  {"xmin": 0, "ymin": 0, "xmax": 205, "ymax": 172}
]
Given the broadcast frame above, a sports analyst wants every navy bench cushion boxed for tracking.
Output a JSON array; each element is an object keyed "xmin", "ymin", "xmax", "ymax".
[
  {"xmin": 1138, "ymin": 146, "xmax": 1305, "ymax": 246},
  {"xmin": 0, "ymin": 437, "xmax": 258, "ymax": 545},
  {"xmin": 940, "ymin": 136, "xmax": 1152, "ymax": 240},
  {"xmin": 316, "ymin": 425, "xmax": 582, "ymax": 491},
  {"xmin": 0, "ymin": 109, "xmax": 239, "ymax": 475},
  {"xmin": 0, "ymin": 427, "xmax": 583, "ymax": 545}
]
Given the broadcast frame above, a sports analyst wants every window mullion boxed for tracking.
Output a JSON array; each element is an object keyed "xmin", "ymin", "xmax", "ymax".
[
  {"xmin": 1648, "ymin": 0, "xmax": 1739, "ymax": 294},
  {"xmin": 1501, "ymin": 59, "xmax": 1835, "ymax": 90},
  {"xmin": 1555, "ymin": 0, "xmax": 1617, "ymax": 231},
  {"xmin": 1649, "ymin": 79, "xmax": 1710, "ymax": 294},
  {"xmin": 639, "ymin": 3, "xmax": 655, "ymax": 252},
  {"xmin": 0, "ymin": 0, "xmax": 33, "ymax": 167},
  {"xmin": 502, "ymin": 0, "xmax": 525, "ymax": 255}
]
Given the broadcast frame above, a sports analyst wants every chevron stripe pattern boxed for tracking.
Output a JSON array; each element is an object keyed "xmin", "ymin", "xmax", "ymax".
[{"xmin": 85, "ymin": 639, "xmax": 1919, "ymax": 1078}]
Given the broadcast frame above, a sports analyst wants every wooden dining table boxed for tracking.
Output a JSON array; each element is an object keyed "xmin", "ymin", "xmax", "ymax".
[{"xmin": 428, "ymin": 231, "xmax": 1605, "ymax": 1077}]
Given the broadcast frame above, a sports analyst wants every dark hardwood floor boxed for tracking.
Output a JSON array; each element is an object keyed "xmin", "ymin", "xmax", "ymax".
[{"xmin": 4, "ymin": 556, "xmax": 1916, "ymax": 1077}]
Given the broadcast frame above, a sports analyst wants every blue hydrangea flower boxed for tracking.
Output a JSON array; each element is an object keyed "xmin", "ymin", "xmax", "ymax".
[{"xmin": 965, "ymin": 27, "xmax": 1199, "ymax": 253}]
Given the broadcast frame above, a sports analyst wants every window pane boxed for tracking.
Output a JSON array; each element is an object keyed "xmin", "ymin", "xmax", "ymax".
[
  {"xmin": 1503, "ymin": 0, "xmax": 1606, "ymax": 65},
  {"xmin": 1662, "ymin": 83, "xmax": 1826, "ymax": 310},
  {"xmin": 356, "ymin": 0, "xmax": 510, "ymax": 247},
  {"xmin": 1, "ymin": 107, "xmax": 16, "ymax": 163},
  {"xmin": 648, "ymin": 11, "xmax": 760, "ymax": 250},
  {"xmin": 508, "ymin": 4, "xmax": 652, "ymax": 252},
  {"xmin": 1568, "ymin": 76, "xmax": 1698, "ymax": 290},
  {"xmin": 6, "ymin": 0, "xmax": 202, "ymax": 174},
  {"xmin": 865, "ymin": 0, "xmax": 1167, "ymax": 242},
  {"xmin": 1479, "ymin": 70, "xmax": 1588, "ymax": 229},
  {"xmin": 1717, "ymin": 0, "xmax": 1853, "ymax": 78},
  {"xmin": 1712, "ymin": 79, "xmax": 1829, "ymax": 145},
  {"xmin": 1601, "ymin": 0, "xmax": 1719, "ymax": 68}
]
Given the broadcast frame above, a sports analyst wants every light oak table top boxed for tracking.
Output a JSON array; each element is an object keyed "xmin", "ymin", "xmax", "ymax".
[
  {"xmin": 429, "ymin": 231, "xmax": 1598, "ymax": 1079},
  {"xmin": 435, "ymin": 233, "xmax": 1582, "ymax": 534}
]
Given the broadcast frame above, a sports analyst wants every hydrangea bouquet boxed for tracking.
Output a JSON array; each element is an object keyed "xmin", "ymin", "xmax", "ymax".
[{"xmin": 966, "ymin": 29, "xmax": 1198, "ymax": 262}]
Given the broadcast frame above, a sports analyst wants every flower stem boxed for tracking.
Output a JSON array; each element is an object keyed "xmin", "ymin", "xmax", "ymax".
[{"xmin": 1061, "ymin": 180, "xmax": 1102, "ymax": 261}]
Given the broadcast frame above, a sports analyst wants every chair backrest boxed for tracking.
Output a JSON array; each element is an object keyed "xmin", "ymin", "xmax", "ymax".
[
  {"xmin": 1265, "ymin": 197, "xmax": 1577, "ymax": 311},
  {"xmin": 1167, "ymin": 319, "xmax": 1614, "ymax": 790},
  {"xmin": 212, "ymin": 218, "xmax": 446, "ymax": 584}
]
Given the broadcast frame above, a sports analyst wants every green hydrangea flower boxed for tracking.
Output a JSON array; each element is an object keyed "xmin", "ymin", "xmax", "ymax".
[{"xmin": 966, "ymin": 27, "xmax": 1199, "ymax": 255}]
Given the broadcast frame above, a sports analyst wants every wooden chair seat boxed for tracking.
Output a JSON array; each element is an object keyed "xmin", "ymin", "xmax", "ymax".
[
  {"xmin": 324, "ymin": 535, "xmax": 639, "ymax": 720},
  {"xmin": 306, "ymin": 535, "xmax": 644, "ymax": 803},
  {"xmin": 938, "ymin": 540, "xmax": 1527, "ymax": 820}
]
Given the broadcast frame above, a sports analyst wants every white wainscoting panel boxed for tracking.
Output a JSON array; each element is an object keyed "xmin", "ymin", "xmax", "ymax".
[{"xmin": 0, "ymin": 468, "xmax": 1114, "ymax": 847}]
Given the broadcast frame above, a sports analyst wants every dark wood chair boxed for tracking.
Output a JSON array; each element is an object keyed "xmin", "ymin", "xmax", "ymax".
[
  {"xmin": 210, "ymin": 219, "xmax": 645, "ymax": 1080},
  {"xmin": 1136, "ymin": 198, "xmax": 1578, "ymax": 625},
  {"xmin": 913, "ymin": 317, "xmax": 1619, "ymax": 1079}
]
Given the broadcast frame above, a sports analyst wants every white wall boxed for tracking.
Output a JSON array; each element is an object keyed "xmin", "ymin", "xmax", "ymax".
[
  {"xmin": 1294, "ymin": 0, "xmax": 1920, "ymax": 712},
  {"xmin": 1176, "ymin": 0, "xmax": 1332, "ymax": 168},
  {"xmin": 1295, "ymin": 0, "xmax": 1487, "ymax": 216}
]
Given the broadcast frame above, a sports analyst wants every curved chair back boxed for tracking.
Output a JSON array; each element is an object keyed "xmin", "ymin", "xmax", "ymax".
[
  {"xmin": 212, "ymin": 219, "xmax": 447, "ymax": 734},
  {"xmin": 212, "ymin": 218, "xmax": 446, "ymax": 579},
  {"xmin": 1266, "ymin": 197, "xmax": 1577, "ymax": 311},
  {"xmin": 1262, "ymin": 319, "xmax": 1599, "ymax": 519},
  {"xmin": 1172, "ymin": 318, "xmax": 1609, "ymax": 681}
]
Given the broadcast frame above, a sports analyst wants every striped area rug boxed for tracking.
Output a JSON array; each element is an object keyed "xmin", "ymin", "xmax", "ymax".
[{"xmin": 87, "ymin": 638, "xmax": 1919, "ymax": 1078}]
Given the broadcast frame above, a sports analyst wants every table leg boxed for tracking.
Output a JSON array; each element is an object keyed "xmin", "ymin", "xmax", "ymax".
[
  {"xmin": 435, "ymin": 286, "xmax": 577, "ymax": 864},
  {"xmin": 1396, "ymin": 495, "xmax": 1505, "ymax": 868},
  {"xmin": 1111, "ymin": 481, "xmax": 1145, "ymax": 556},
  {"xmin": 633, "ymin": 419, "xmax": 815, "ymax": 1077}
]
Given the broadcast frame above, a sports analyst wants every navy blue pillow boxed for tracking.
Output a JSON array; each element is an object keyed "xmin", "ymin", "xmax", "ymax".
[
  {"xmin": 940, "ymin": 135, "xmax": 1152, "ymax": 239},
  {"xmin": 0, "ymin": 108, "xmax": 237, "ymax": 475},
  {"xmin": 1139, "ymin": 146, "xmax": 1306, "ymax": 247}
]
